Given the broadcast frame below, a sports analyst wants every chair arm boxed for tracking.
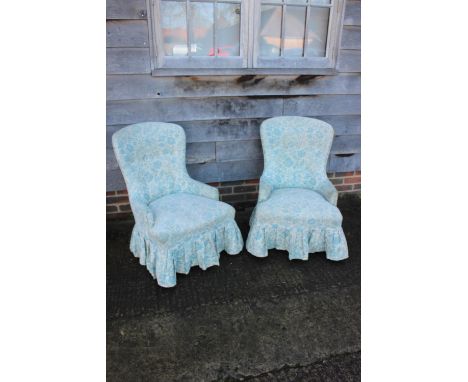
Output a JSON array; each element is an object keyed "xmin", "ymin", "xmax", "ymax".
[
  {"xmin": 185, "ymin": 178, "xmax": 219, "ymax": 201},
  {"xmin": 316, "ymin": 179, "xmax": 338, "ymax": 206},
  {"xmin": 258, "ymin": 178, "xmax": 274, "ymax": 203},
  {"xmin": 130, "ymin": 199, "xmax": 154, "ymax": 227}
]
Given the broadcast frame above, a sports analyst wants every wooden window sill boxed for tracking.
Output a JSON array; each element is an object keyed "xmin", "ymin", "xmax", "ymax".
[{"xmin": 151, "ymin": 68, "xmax": 337, "ymax": 77}]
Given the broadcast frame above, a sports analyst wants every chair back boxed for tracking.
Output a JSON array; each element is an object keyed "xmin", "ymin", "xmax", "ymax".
[
  {"xmin": 260, "ymin": 116, "xmax": 334, "ymax": 190},
  {"xmin": 112, "ymin": 122, "xmax": 188, "ymax": 203}
]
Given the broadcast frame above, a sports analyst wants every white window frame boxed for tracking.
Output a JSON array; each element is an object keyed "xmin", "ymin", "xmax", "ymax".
[
  {"xmin": 252, "ymin": 0, "xmax": 344, "ymax": 69},
  {"xmin": 147, "ymin": 0, "xmax": 345, "ymax": 76},
  {"xmin": 152, "ymin": 0, "xmax": 249, "ymax": 70}
]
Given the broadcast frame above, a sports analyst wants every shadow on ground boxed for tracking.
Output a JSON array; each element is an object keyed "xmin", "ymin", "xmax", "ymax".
[{"xmin": 107, "ymin": 195, "xmax": 361, "ymax": 381}]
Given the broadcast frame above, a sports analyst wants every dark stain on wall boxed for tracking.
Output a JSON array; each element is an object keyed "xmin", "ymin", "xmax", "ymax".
[
  {"xmin": 237, "ymin": 75, "xmax": 256, "ymax": 83},
  {"xmin": 290, "ymin": 75, "xmax": 320, "ymax": 85}
]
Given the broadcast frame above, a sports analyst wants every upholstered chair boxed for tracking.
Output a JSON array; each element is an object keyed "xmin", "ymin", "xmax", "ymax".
[
  {"xmin": 246, "ymin": 116, "xmax": 348, "ymax": 261},
  {"xmin": 112, "ymin": 122, "xmax": 243, "ymax": 287}
]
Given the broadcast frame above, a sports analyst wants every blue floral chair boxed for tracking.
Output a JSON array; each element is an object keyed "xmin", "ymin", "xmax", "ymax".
[
  {"xmin": 112, "ymin": 122, "xmax": 244, "ymax": 287},
  {"xmin": 246, "ymin": 116, "xmax": 348, "ymax": 261}
]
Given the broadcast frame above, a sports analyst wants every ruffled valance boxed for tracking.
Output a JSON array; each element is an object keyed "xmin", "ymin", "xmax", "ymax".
[
  {"xmin": 130, "ymin": 219, "xmax": 243, "ymax": 287},
  {"xmin": 246, "ymin": 222, "xmax": 348, "ymax": 261}
]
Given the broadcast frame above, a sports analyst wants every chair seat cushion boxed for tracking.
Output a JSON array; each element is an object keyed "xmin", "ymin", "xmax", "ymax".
[
  {"xmin": 148, "ymin": 193, "xmax": 236, "ymax": 243},
  {"xmin": 255, "ymin": 188, "xmax": 342, "ymax": 227}
]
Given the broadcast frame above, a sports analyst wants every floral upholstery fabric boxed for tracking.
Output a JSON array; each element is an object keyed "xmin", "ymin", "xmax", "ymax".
[
  {"xmin": 246, "ymin": 116, "xmax": 348, "ymax": 261},
  {"xmin": 254, "ymin": 188, "xmax": 343, "ymax": 227},
  {"xmin": 112, "ymin": 122, "xmax": 243, "ymax": 287},
  {"xmin": 148, "ymin": 193, "xmax": 237, "ymax": 244}
]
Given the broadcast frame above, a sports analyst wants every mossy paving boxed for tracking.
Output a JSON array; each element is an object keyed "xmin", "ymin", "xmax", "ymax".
[{"xmin": 107, "ymin": 195, "xmax": 360, "ymax": 381}]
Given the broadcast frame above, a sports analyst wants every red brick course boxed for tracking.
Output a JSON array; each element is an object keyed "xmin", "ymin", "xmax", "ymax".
[
  {"xmin": 344, "ymin": 176, "xmax": 361, "ymax": 184},
  {"xmin": 335, "ymin": 184, "xmax": 353, "ymax": 191}
]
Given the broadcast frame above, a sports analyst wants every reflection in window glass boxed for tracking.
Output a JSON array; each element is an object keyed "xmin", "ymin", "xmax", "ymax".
[
  {"xmin": 306, "ymin": 7, "xmax": 329, "ymax": 57},
  {"xmin": 259, "ymin": 5, "xmax": 282, "ymax": 57},
  {"xmin": 190, "ymin": 2, "xmax": 214, "ymax": 56},
  {"xmin": 283, "ymin": 6, "xmax": 306, "ymax": 57},
  {"xmin": 216, "ymin": 3, "xmax": 241, "ymax": 56},
  {"xmin": 310, "ymin": 0, "xmax": 330, "ymax": 4},
  {"xmin": 160, "ymin": 1, "xmax": 187, "ymax": 56}
]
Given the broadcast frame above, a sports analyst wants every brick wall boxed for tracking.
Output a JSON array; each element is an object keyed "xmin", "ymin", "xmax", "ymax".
[{"xmin": 106, "ymin": 171, "xmax": 360, "ymax": 220}]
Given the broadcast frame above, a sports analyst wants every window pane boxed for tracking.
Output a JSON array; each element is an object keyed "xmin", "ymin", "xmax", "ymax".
[
  {"xmin": 283, "ymin": 6, "xmax": 306, "ymax": 57},
  {"xmin": 190, "ymin": 2, "xmax": 214, "ymax": 56},
  {"xmin": 216, "ymin": 3, "xmax": 241, "ymax": 56},
  {"xmin": 259, "ymin": 5, "xmax": 282, "ymax": 57},
  {"xmin": 310, "ymin": 0, "xmax": 330, "ymax": 4},
  {"xmin": 288, "ymin": 0, "xmax": 308, "ymax": 4},
  {"xmin": 306, "ymin": 6, "xmax": 329, "ymax": 57},
  {"xmin": 160, "ymin": 1, "xmax": 187, "ymax": 56}
]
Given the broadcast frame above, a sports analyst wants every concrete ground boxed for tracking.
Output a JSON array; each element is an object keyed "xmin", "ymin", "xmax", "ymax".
[{"xmin": 107, "ymin": 195, "xmax": 361, "ymax": 381}]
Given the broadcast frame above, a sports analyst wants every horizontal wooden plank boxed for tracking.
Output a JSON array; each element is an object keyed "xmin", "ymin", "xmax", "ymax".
[
  {"xmin": 107, "ymin": 97, "xmax": 284, "ymax": 125},
  {"xmin": 107, "ymin": 95, "xmax": 359, "ymax": 126},
  {"xmin": 106, "ymin": 73, "xmax": 360, "ymax": 101},
  {"xmin": 106, "ymin": 20, "xmax": 149, "ymax": 48},
  {"xmin": 216, "ymin": 140, "xmax": 263, "ymax": 162},
  {"xmin": 341, "ymin": 27, "xmax": 361, "ymax": 50},
  {"xmin": 107, "ymin": 148, "xmax": 119, "ymax": 171},
  {"xmin": 180, "ymin": 119, "xmax": 262, "ymax": 143},
  {"xmin": 107, "ymin": 169, "xmax": 126, "ymax": 190},
  {"xmin": 344, "ymin": 0, "xmax": 361, "ymax": 26},
  {"xmin": 107, "ymin": 0, "xmax": 147, "ymax": 19},
  {"xmin": 188, "ymin": 159, "xmax": 264, "ymax": 183},
  {"xmin": 328, "ymin": 153, "xmax": 361, "ymax": 172},
  {"xmin": 106, "ymin": 115, "xmax": 360, "ymax": 148},
  {"xmin": 315, "ymin": 115, "xmax": 361, "ymax": 136},
  {"xmin": 283, "ymin": 95, "xmax": 361, "ymax": 116},
  {"xmin": 337, "ymin": 50, "xmax": 361, "ymax": 73},
  {"xmin": 186, "ymin": 163, "xmax": 219, "ymax": 185},
  {"xmin": 217, "ymin": 160, "xmax": 263, "ymax": 182},
  {"xmin": 106, "ymin": 48, "xmax": 150, "ymax": 74},
  {"xmin": 186, "ymin": 142, "xmax": 216, "ymax": 164},
  {"xmin": 331, "ymin": 134, "xmax": 360, "ymax": 154},
  {"xmin": 106, "ymin": 125, "xmax": 122, "ymax": 148}
]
